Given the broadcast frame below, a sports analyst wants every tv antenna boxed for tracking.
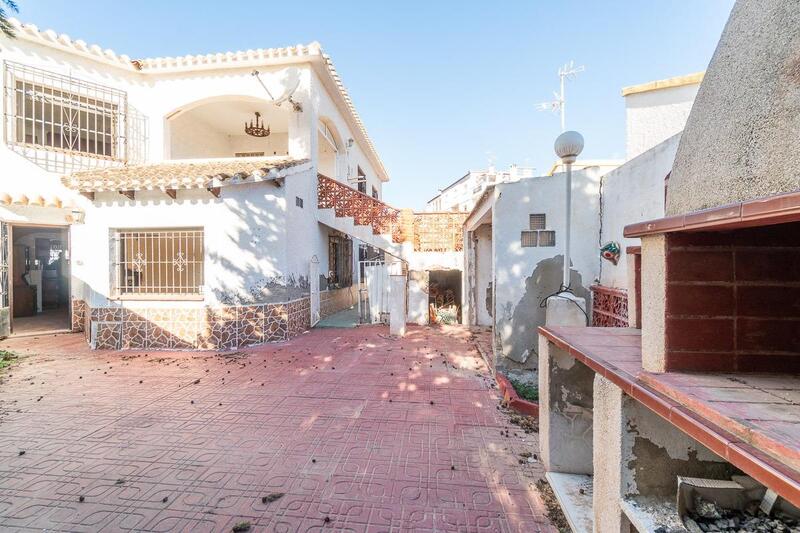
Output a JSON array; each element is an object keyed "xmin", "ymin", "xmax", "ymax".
[{"xmin": 536, "ymin": 60, "xmax": 585, "ymax": 131}]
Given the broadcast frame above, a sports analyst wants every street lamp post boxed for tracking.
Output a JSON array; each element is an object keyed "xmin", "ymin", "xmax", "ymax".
[{"xmin": 554, "ymin": 131, "xmax": 584, "ymax": 292}]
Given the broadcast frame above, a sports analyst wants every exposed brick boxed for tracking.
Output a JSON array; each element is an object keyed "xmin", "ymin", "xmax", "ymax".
[
  {"xmin": 736, "ymin": 353, "xmax": 800, "ymax": 373},
  {"xmin": 668, "ymin": 250, "xmax": 734, "ymax": 282},
  {"xmin": 665, "ymin": 351, "xmax": 736, "ymax": 372},
  {"xmin": 667, "ymin": 284, "xmax": 735, "ymax": 317},
  {"xmin": 666, "ymin": 317, "xmax": 734, "ymax": 352},
  {"xmin": 736, "ymin": 286, "xmax": 800, "ymax": 318},
  {"xmin": 736, "ymin": 250, "xmax": 800, "ymax": 282},
  {"xmin": 737, "ymin": 318, "xmax": 800, "ymax": 353}
]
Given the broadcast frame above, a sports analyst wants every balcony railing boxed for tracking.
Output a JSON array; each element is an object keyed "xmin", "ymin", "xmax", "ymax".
[{"xmin": 318, "ymin": 174, "xmax": 402, "ymax": 242}]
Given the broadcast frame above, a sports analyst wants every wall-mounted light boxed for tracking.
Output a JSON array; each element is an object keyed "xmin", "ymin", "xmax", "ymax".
[{"xmin": 70, "ymin": 208, "xmax": 86, "ymax": 224}]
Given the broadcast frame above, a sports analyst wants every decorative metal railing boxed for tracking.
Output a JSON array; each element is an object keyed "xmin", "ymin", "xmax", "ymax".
[
  {"xmin": 317, "ymin": 175, "xmax": 468, "ymax": 253},
  {"xmin": 318, "ymin": 174, "xmax": 402, "ymax": 242},
  {"xmin": 590, "ymin": 285, "xmax": 629, "ymax": 327},
  {"xmin": 3, "ymin": 61, "xmax": 148, "ymax": 173},
  {"xmin": 413, "ymin": 212, "xmax": 468, "ymax": 252}
]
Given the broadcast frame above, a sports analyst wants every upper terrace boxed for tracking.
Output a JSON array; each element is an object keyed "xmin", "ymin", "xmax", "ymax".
[{"xmin": 0, "ymin": 18, "xmax": 388, "ymax": 190}]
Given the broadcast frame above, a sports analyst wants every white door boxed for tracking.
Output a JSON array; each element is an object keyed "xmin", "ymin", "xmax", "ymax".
[
  {"xmin": 310, "ymin": 255, "xmax": 320, "ymax": 326},
  {"xmin": 363, "ymin": 260, "xmax": 389, "ymax": 324}
]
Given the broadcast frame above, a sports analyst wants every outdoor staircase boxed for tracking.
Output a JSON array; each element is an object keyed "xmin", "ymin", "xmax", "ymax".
[{"xmin": 316, "ymin": 174, "xmax": 407, "ymax": 259}]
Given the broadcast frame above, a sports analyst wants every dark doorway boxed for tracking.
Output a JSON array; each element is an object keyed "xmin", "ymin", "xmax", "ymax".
[
  {"xmin": 10, "ymin": 225, "xmax": 70, "ymax": 335},
  {"xmin": 428, "ymin": 269, "xmax": 462, "ymax": 325}
]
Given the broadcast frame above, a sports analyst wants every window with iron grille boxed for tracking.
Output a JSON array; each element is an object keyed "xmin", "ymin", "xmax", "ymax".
[
  {"xmin": 521, "ymin": 230, "xmax": 538, "ymax": 248},
  {"xmin": 3, "ymin": 61, "xmax": 148, "ymax": 172},
  {"xmin": 295, "ymin": 196, "xmax": 304, "ymax": 208},
  {"xmin": 112, "ymin": 229, "xmax": 204, "ymax": 297},
  {"xmin": 539, "ymin": 230, "xmax": 556, "ymax": 247},
  {"xmin": 529, "ymin": 213, "xmax": 546, "ymax": 230}
]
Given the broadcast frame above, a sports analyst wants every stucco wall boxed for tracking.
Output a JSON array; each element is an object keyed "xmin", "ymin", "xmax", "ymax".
[
  {"xmin": 598, "ymin": 134, "xmax": 679, "ymax": 288},
  {"xmin": 71, "ymin": 176, "xmax": 308, "ymax": 310},
  {"xmin": 493, "ymin": 168, "xmax": 602, "ymax": 366},
  {"xmin": 625, "ymin": 85, "xmax": 697, "ymax": 160},
  {"xmin": 667, "ymin": 0, "xmax": 800, "ymax": 215}
]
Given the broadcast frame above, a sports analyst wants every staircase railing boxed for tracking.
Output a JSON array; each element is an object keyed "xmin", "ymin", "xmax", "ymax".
[
  {"xmin": 317, "ymin": 174, "xmax": 468, "ymax": 252},
  {"xmin": 317, "ymin": 174, "xmax": 402, "ymax": 242}
]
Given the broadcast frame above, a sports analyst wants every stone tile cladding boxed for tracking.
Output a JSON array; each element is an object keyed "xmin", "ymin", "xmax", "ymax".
[
  {"xmin": 79, "ymin": 297, "xmax": 310, "ymax": 350},
  {"xmin": 70, "ymin": 298, "xmax": 86, "ymax": 332}
]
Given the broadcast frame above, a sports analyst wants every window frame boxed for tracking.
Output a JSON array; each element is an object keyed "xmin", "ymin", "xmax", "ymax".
[{"xmin": 111, "ymin": 227, "xmax": 205, "ymax": 301}]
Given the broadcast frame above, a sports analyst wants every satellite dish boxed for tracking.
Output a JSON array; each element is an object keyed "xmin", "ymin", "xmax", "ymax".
[{"xmin": 252, "ymin": 70, "xmax": 303, "ymax": 112}]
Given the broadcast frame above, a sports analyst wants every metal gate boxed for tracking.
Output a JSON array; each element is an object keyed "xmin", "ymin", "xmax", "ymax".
[
  {"xmin": 359, "ymin": 259, "xmax": 389, "ymax": 324},
  {"xmin": 0, "ymin": 222, "xmax": 8, "ymax": 337},
  {"xmin": 310, "ymin": 255, "xmax": 320, "ymax": 326}
]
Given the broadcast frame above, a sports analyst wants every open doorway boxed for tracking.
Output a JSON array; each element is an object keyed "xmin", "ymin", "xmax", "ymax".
[
  {"xmin": 428, "ymin": 269, "xmax": 462, "ymax": 325},
  {"xmin": 10, "ymin": 225, "xmax": 70, "ymax": 335}
]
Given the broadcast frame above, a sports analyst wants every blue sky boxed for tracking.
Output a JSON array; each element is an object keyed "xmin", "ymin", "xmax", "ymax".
[{"xmin": 16, "ymin": 1, "xmax": 735, "ymax": 209}]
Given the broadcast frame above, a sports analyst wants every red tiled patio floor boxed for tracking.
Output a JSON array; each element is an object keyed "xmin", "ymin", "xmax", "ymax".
[{"xmin": 0, "ymin": 325, "xmax": 553, "ymax": 532}]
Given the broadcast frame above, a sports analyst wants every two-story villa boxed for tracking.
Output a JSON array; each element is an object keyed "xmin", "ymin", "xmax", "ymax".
[{"xmin": 0, "ymin": 19, "xmax": 396, "ymax": 348}]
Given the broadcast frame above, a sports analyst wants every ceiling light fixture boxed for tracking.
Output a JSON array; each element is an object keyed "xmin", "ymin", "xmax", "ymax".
[{"xmin": 245, "ymin": 111, "xmax": 270, "ymax": 137}]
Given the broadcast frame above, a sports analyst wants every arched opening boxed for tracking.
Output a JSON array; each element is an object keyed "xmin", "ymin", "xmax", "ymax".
[
  {"xmin": 317, "ymin": 118, "xmax": 346, "ymax": 181},
  {"xmin": 167, "ymin": 96, "xmax": 292, "ymax": 160}
]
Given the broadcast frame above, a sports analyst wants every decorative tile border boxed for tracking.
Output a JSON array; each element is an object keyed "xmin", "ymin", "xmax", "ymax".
[{"xmin": 81, "ymin": 297, "xmax": 310, "ymax": 350}]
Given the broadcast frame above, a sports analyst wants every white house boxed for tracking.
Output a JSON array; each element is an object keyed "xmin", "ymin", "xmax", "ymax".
[
  {"xmin": 425, "ymin": 164, "xmax": 535, "ymax": 213},
  {"xmin": 623, "ymin": 71, "xmax": 703, "ymax": 160},
  {"xmin": 0, "ymin": 19, "xmax": 407, "ymax": 348}
]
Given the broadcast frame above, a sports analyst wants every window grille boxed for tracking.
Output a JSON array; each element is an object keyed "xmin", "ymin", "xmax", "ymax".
[
  {"xmin": 530, "ymin": 213, "xmax": 546, "ymax": 230},
  {"xmin": 295, "ymin": 196, "xmax": 304, "ymax": 208},
  {"xmin": 521, "ymin": 230, "xmax": 538, "ymax": 248},
  {"xmin": 3, "ymin": 61, "xmax": 148, "ymax": 173},
  {"xmin": 113, "ymin": 229, "xmax": 204, "ymax": 297},
  {"xmin": 235, "ymin": 151, "xmax": 264, "ymax": 157},
  {"xmin": 539, "ymin": 230, "xmax": 556, "ymax": 247}
]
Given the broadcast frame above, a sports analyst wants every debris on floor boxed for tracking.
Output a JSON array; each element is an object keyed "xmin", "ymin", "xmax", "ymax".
[{"xmin": 536, "ymin": 478, "xmax": 570, "ymax": 532}]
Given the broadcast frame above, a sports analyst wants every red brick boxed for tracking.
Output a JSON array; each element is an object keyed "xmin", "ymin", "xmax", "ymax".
[
  {"xmin": 667, "ymin": 284, "xmax": 735, "ymax": 317},
  {"xmin": 737, "ymin": 318, "xmax": 800, "ymax": 353},
  {"xmin": 736, "ymin": 286, "xmax": 800, "ymax": 317},
  {"xmin": 666, "ymin": 317, "xmax": 735, "ymax": 352},
  {"xmin": 735, "ymin": 250, "xmax": 800, "ymax": 282},
  {"xmin": 668, "ymin": 250, "xmax": 734, "ymax": 282},
  {"xmin": 665, "ymin": 351, "xmax": 736, "ymax": 372},
  {"xmin": 736, "ymin": 353, "xmax": 800, "ymax": 373}
]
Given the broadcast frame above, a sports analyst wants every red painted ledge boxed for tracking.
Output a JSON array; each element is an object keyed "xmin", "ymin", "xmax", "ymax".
[
  {"xmin": 496, "ymin": 372, "xmax": 539, "ymax": 418},
  {"xmin": 623, "ymin": 189, "xmax": 800, "ymax": 238}
]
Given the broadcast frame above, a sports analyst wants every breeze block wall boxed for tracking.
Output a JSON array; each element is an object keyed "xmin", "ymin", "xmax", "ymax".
[{"xmin": 664, "ymin": 222, "xmax": 800, "ymax": 372}]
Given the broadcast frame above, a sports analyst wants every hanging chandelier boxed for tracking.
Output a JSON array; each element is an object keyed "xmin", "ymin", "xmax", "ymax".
[{"xmin": 244, "ymin": 111, "xmax": 270, "ymax": 137}]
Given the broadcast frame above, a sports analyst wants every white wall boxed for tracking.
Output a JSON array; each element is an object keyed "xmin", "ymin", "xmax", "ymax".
[
  {"xmin": 625, "ymin": 84, "xmax": 698, "ymax": 160},
  {"xmin": 491, "ymin": 168, "xmax": 603, "ymax": 365},
  {"xmin": 71, "ymin": 175, "xmax": 305, "ymax": 309},
  {"xmin": 599, "ymin": 134, "xmax": 680, "ymax": 288}
]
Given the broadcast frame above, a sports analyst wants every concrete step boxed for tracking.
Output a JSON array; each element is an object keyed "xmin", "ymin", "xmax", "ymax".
[{"xmin": 317, "ymin": 207, "xmax": 403, "ymax": 257}]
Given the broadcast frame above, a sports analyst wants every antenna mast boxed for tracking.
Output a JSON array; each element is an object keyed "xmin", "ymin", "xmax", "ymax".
[{"xmin": 536, "ymin": 60, "xmax": 585, "ymax": 131}]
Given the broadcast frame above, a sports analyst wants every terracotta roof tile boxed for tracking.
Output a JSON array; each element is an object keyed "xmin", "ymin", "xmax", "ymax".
[{"xmin": 61, "ymin": 157, "xmax": 309, "ymax": 193}]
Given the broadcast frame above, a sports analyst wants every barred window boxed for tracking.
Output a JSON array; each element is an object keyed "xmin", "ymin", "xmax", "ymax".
[
  {"xmin": 539, "ymin": 230, "xmax": 556, "ymax": 247},
  {"xmin": 521, "ymin": 230, "xmax": 538, "ymax": 248},
  {"xmin": 4, "ymin": 61, "xmax": 148, "ymax": 173},
  {"xmin": 529, "ymin": 213, "xmax": 546, "ymax": 230},
  {"xmin": 113, "ymin": 229, "xmax": 204, "ymax": 297}
]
